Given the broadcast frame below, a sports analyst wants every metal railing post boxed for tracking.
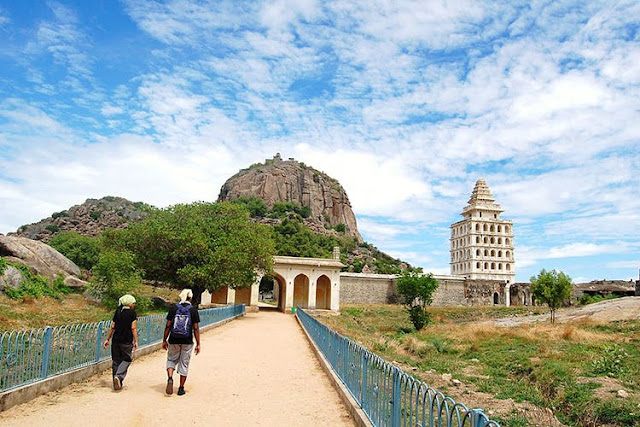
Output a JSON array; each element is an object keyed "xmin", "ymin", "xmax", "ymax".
[
  {"xmin": 40, "ymin": 326, "xmax": 53, "ymax": 379},
  {"xmin": 361, "ymin": 351, "xmax": 368, "ymax": 408},
  {"xmin": 391, "ymin": 368, "xmax": 401, "ymax": 427},
  {"xmin": 94, "ymin": 323, "xmax": 103, "ymax": 363}
]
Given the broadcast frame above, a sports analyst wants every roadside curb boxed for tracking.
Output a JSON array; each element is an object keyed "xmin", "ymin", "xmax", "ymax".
[
  {"xmin": 295, "ymin": 314, "xmax": 372, "ymax": 427},
  {"xmin": 0, "ymin": 313, "xmax": 243, "ymax": 412}
]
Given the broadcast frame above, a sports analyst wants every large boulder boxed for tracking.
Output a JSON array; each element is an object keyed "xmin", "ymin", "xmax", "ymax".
[
  {"xmin": 0, "ymin": 265, "xmax": 24, "ymax": 292},
  {"xmin": 0, "ymin": 235, "xmax": 87, "ymax": 287}
]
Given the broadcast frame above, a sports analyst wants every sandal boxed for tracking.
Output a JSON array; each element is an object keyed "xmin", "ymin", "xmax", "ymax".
[{"xmin": 166, "ymin": 377, "xmax": 173, "ymax": 395}]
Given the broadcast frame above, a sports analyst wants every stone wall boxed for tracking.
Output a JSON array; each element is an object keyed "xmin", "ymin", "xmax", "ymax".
[
  {"xmin": 432, "ymin": 276, "xmax": 467, "ymax": 306},
  {"xmin": 339, "ymin": 273, "xmax": 397, "ymax": 304},
  {"xmin": 464, "ymin": 279, "xmax": 506, "ymax": 305}
]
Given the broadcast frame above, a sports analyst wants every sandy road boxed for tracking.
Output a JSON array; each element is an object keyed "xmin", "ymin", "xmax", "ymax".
[{"xmin": 0, "ymin": 311, "xmax": 354, "ymax": 427}]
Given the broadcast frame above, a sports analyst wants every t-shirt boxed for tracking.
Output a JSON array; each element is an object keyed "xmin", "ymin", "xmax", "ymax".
[
  {"xmin": 112, "ymin": 306, "xmax": 137, "ymax": 344},
  {"xmin": 166, "ymin": 303, "xmax": 200, "ymax": 344}
]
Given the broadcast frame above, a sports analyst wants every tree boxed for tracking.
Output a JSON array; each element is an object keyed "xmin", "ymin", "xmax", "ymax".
[
  {"xmin": 396, "ymin": 272, "xmax": 439, "ymax": 330},
  {"xmin": 530, "ymin": 269, "xmax": 573, "ymax": 323},
  {"xmin": 89, "ymin": 250, "xmax": 142, "ymax": 308},
  {"xmin": 49, "ymin": 231, "xmax": 101, "ymax": 270},
  {"xmin": 102, "ymin": 202, "xmax": 275, "ymax": 305}
]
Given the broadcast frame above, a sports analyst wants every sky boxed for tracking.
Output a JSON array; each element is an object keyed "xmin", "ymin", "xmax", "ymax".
[{"xmin": 0, "ymin": 0, "xmax": 639, "ymax": 283}]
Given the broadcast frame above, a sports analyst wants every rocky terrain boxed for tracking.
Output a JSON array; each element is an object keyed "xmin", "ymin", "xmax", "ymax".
[
  {"xmin": 218, "ymin": 154, "xmax": 362, "ymax": 241},
  {"xmin": 0, "ymin": 234, "xmax": 87, "ymax": 291},
  {"xmin": 13, "ymin": 196, "xmax": 153, "ymax": 242}
]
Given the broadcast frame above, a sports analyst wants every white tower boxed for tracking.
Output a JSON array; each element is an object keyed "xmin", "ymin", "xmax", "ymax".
[{"xmin": 450, "ymin": 179, "xmax": 515, "ymax": 283}]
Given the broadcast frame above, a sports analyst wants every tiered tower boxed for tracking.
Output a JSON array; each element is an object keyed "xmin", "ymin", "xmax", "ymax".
[{"xmin": 450, "ymin": 179, "xmax": 515, "ymax": 283}]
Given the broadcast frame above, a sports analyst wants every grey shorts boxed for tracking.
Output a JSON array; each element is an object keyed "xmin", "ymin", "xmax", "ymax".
[{"xmin": 166, "ymin": 344, "xmax": 194, "ymax": 376}]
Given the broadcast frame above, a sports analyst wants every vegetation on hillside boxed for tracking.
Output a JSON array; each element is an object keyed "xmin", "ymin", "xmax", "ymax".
[
  {"xmin": 319, "ymin": 305, "xmax": 640, "ymax": 427},
  {"xmin": 50, "ymin": 231, "xmax": 101, "ymax": 270},
  {"xmin": 231, "ymin": 196, "xmax": 413, "ymax": 273}
]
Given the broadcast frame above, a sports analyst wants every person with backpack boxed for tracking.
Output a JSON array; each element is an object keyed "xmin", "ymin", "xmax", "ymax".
[
  {"xmin": 103, "ymin": 294, "xmax": 138, "ymax": 391},
  {"xmin": 162, "ymin": 288, "xmax": 201, "ymax": 396}
]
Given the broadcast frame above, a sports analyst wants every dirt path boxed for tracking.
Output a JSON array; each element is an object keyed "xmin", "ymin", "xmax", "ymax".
[
  {"xmin": 495, "ymin": 296, "xmax": 640, "ymax": 326},
  {"xmin": 0, "ymin": 312, "xmax": 354, "ymax": 427}
]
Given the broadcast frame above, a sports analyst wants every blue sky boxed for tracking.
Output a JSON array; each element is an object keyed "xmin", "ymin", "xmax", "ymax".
[{"xmin": 0, "ymin": 0, "xmax": 639, "ymax": 282}]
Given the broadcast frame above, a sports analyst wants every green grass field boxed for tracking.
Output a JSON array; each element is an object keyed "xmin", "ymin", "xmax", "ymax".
[{"xmin": 317, "ymin": 304, "xmax": 640, "ymax": 427}]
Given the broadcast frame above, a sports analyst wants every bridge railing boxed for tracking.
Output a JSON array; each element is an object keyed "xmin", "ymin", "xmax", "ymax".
[
  {"xmin": 296, "ymin": 307, "xmax": 500, "ymax": 427},
  {"xmin": 0, "ymin": 304, "xmax": 245, "ymax": 393}
]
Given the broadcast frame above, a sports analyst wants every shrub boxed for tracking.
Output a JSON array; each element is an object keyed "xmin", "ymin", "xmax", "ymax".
[
  {"xmin": 45, "ymin": 224, "xmax": 60, "ymax": 233},
  {"xmin": 396, "ymin": 272, "xmax": 439, "ymax": 330},
  {"xmin": 334, "ymin": 223, "xmax": 346, "ymax": 233},
  {"xmin": 231, "ymin": 196, "xmax": 268, "ymax": 218},
  {"xmin": 89, "ymin": 210, "xmax": 102, "ymax": 220},
  {"xmin": 3, "ymin": 265, "xmax": 70, "ymax": 300},
  {"xmin": 51, "ymin": 210, "xmax": 68, "ymax": 219},
  {"xmin": 88, "ymin": 250, "xmax": 142, "ymax": 308},
  {"xmin": 0, "ymin": 257, "xmax": 6, "ymax": 275},
  {"xmin": 49, "ymin": 231, "xmax": 101, "ymax": 270}
]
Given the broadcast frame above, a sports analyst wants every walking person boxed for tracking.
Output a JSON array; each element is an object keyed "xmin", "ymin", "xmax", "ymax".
[
  {"xmin": 162, "ymin": 289, "xmax": 201, "ymax": 396},
  {"xmin": 103, "ymin": 294, "xmax": 138, "ymax": 391}
]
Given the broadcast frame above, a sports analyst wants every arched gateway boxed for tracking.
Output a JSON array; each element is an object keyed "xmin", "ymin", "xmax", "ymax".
[{"xmin": 209, "ymin": 252, "xmax": 344, "ymax": 312}]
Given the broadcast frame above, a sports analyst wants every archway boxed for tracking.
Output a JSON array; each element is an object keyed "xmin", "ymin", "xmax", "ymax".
[
  {"xmin": 493, "ymin": 292, "xmax": 499, "ymax": 305},
  {"xmin": 258, "ymin": 275, "xmax": 284, "ymax": 309},
  {"xmin": 293, "ymin": 274, "xmax": 310, "ymax": 308},
  {"xmin": 315, "ymin": 275, "xmax": 331, "ymax": 309}
]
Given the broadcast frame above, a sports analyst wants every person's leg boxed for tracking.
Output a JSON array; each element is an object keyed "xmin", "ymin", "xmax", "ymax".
[
  {"xmin": 165, "ymin": 344, "xmax": 180, "ymax": 394},
  {"xmin": 111, "ymin": 344, "xmax": 123, "ymax": 390},
  {"xmin": 176, "ymin": 344, "xmax": 193, "ymax": 395},
  {"xmin": 115, "ymin": 343, "xmax": 133, "ymax": 383}
]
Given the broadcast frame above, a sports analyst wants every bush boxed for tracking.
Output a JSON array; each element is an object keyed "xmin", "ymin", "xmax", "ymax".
[
  {"xmin": 396, "ymin": 272, "xmax": 439, "ymax": 330},
  {"xmin": 231, "ymin": 196, "xmax": 269, "ymax": 218},
  {"xmin": 49, "ymin": 232, "xmax": 101, "ymax": 270},
  {"xmin": 0, "ymin": 257, "xmax": 6, "ymax": 275},
  {"xmin": 89, "ymin": 211, "xmax": 102, "ymax": 220},
  {"xmin": 45, "ymin": 224, "xmax": 60, "ymax": 233},
  {"xmin": 88, "ymin": 250, "xmax": 142, "ymax": 308},
  {"xmin": 51, "ymin": 210, "xmax": 68, "ymax": 219},
  {"xmin": 334, "ymin": 223, "xmax": 346, "ymax": 233},
  {"xmin": 3, "ymin": 265, "xmax": 70, "ymax": 300}
]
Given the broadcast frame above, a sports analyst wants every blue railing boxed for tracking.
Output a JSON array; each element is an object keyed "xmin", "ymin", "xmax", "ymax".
[
  {"xmin": 297, "ymin": 308, "xmax": 500, "ymax": 427},
  {"xmin": 0, "ymin": 304, "xmax": 245, "ymax": 392}
]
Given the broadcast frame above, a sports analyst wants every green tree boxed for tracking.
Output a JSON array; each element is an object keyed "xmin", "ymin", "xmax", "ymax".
[
  {"xmin": 89, "ymin": 250, "xmax": 142, "ymax": 308},
  {"xmin": 530, "ymin": 269, "xmax": 573, "ymax": 323},
  {"xmin": 103, "ymin": 202, "xmax": 275, "ymax": 305},
  {"xmin": 396, "ymin": 272, "xmax": 439, "ymax": 330},
  {"xmin": 49, "ymin": 231, "xmax": 101, "ymax": 270},
  {"xmin": 231, "ymin": 196, "xmax": 268, "ymax": 218}
]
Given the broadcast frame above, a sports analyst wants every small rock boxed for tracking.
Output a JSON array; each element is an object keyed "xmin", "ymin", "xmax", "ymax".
[
  {"xmin": 452, "ymin": 379, "xmax": 462, "ymax": 386},
  {"xmin": 470, "ymin": 358, "xmax": 480, "ymax": 363},
  {"xmin": 441, "ymin": 373, "xmax": 452, "ymax": 382},
  {"xmin": 617, "ymin": 389, "xmax": 629, "ymax": 398},
  {"xmin": 411, "ymin": 367, "xmax": 418, "ymax": 371},
  {"xmin": 488, "ymin": 410, "xmax": 494, "ymax": 416}
]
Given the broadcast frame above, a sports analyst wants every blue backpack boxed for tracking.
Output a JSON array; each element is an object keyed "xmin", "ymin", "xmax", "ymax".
[{"xmin": 171, "ymin": 303, "xmax": 192, "ymax": 338}]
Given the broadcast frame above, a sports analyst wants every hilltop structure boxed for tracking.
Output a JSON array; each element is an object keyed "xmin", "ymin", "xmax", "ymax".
[{"xmin": 450, "ymin": 179, "xmax": 515, "ymax": 283}]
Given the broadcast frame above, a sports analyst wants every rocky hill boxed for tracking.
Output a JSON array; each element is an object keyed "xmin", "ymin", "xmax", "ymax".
[
  {"xmin": 218, "ymin": 154, "xmax": 362, "ymax": 241},
  {"xmin": 13, "ymin": 196, "xmax": 153, "ymax": 242}
]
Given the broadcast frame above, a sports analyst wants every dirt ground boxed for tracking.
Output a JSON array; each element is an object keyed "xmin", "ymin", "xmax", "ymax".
[
  {"xmin": 494, "ymin": 296, "xmax": 640, "ymax": 326},
  {"xmin": 0, "ymin": 312, "xmax": 355, "ymax": 427}
]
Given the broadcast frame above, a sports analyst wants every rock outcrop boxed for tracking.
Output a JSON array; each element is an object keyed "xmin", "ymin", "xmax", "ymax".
[
  {"xmin": 218, "ymin": 154, "xmax": 362, "ymax": 240},
  {"xmin": 0, "ymin": 235, "xmax": 87, "ymax": 288},
  {"xmin": 13, "ymin": 196, "xmax": 153, "ymax": 242}
]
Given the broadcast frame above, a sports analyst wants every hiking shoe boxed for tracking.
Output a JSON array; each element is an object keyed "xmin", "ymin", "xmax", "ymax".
[
  {"xmin": 177, "ymin": 386, "xmax": 185, "ymax": 396},
  {"xmin": 166, "ymin": 378, "xmax": 173, "ymax": 395},
  {"xmin": 113, "ymin": 376, "xmax": 122, "ymax": 391}
]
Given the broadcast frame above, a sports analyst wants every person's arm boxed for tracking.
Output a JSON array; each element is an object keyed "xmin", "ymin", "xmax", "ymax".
[
  {"xmin": 193, "ymin": 322, "xmax": 200, "ymax": 355},
  {"xmin": 103, "ymin": 320, "xmax": 116, "ymax": 348},
  {"xmin": 162, "ymin": 319, "xmax": 172, "ymax": 350},
  {"xmin": 131, "ymin": 319, "xmax": 138, "ymax": 350}
]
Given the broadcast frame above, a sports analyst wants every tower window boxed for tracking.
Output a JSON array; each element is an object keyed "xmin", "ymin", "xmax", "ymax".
[{"xmin": 476, "ymin": 262, "xmax": 480, "ymax": 269}]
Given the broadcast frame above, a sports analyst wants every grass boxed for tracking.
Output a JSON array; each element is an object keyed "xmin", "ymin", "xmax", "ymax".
[
  {"xmin": 0, "ymin": 284, "xmax": 181, "ymax": 331},
  {"xmin": 318, "ymin": 304, "xmax": 640, "ymax": 427}
]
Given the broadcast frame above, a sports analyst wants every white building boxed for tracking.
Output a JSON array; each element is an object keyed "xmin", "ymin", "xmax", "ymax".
[{"xmin": 450, "ymin": 179, "xmax": 515, "ymax": 283}]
